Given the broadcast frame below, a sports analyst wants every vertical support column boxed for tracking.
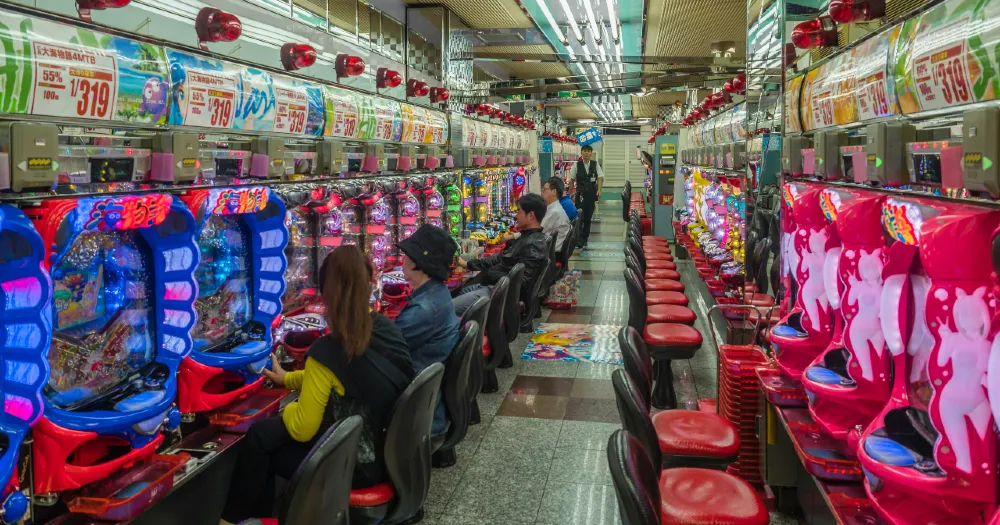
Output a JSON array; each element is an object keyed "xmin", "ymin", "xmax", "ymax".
[{"xmin": 653, "ymin": 135, "xmax": 678, "ymax": 239}]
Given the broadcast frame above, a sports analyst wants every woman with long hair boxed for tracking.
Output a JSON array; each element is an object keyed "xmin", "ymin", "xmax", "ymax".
[{"xmin": 220, "ymin": 246, "xmax": 413, "ymax": 525}]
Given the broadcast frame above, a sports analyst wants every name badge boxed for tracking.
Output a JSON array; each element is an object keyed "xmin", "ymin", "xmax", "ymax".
[{"xmin": 589, "ymin": 176, "xmax": 597, "ymax": 183}]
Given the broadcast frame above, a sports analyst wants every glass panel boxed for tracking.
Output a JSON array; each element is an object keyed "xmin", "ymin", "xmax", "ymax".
[
  {"xmin": 48, "ymin": 230, "xmax": 155, "ymax": 409},
  {"xmin": 328, "ymin": 0, "xmax": 357, "ymax": 38},
  {"xmin": 191, "ymin": 215, "xmax": 252, "ymax": 352},
  {"xmin": 381, "ymin": 15, "xmax": 404, "ymax": 62},
  {"xmin": 292, "ymin": 0, "xmax": 327, "ymax": 28}
]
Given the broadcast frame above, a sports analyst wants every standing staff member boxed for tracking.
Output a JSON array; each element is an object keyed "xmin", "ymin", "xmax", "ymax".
[{"xmin": 568, "ymin": 145, "xmax": 604, "ymax": 248}]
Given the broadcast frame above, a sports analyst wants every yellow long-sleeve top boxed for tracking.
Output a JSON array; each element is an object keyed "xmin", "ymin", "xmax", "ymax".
[{"xmin": 282, "ymin": 357, "xmax": 344, "ymax": 442}]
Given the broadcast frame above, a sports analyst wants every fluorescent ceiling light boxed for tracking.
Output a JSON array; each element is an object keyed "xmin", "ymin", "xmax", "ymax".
[
  {"xmin": 557, "ymin": 0, "xmax": 585, "ymax": 42},
  {"xmin": 606, "ymin": 0, "xmax": 620, "ymax": 42},
  {"xmin": 590, "ymin": 62, "xmax": 600, "ymax": 76},
  {"xmin": 537, "ymin": 0, "xmax": 568, "ymax": 43},
  {"xmin": 583, "ymin": 0, "xmax": 602, "ymax": 45},
  {"xmin": 579, "ymin": 119, "xmax": 596, "ymax": 123}
]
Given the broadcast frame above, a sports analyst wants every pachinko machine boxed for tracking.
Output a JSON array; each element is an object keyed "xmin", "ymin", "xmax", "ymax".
[{"xmin": 678, "ymin": 167, "xmax": 746, "ymax": 297}]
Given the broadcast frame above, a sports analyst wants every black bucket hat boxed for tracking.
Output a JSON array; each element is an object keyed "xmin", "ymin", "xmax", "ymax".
[{"xmin": 397, "ymin": 224, "xmax": 458, "ymax": 281}]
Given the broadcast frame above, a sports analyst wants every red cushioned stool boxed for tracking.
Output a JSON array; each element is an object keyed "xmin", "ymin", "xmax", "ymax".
[
  {"xmin": 608, "ymin": 431, "xmax": 769, "ymax": 525},
  {"xmin": 646, "ymin": 260, "xmax": 677, "ymax": 270},
  {"xmin": 647, "ymin": 304, "xmax": 697, "ymax": 325},
  {"xmin": 643, "ymin": 323, "xmax": 702, "ymax": 409},
  {"xmin": 646, "ymin": 291, "xmax": 689, "ymax": 306},
  {"xmin": 645, "ymin": 253, "xmax": 675, "ymax": 262},
  {"xmin": 646, "ymin": 269, "xmax": 681, "ymax": 281},
  {"xmin": 645, "ymin": 279, "xmax": 684, "ymax": 292}
]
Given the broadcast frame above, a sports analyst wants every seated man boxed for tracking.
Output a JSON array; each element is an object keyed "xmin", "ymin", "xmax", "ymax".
[
  {"xmin": 503, "ymin": 178, "xmax": 572, "ymax": 252},
  {"xmin": 394, "ymin": 224, "xmax": 460, "ymax": 436},
  {"xmin": 453, "ymin": 193, "xmax": 550, "ymax": 317},
  {"xmin": 559, "ymin": 184, "xmax": 579, "ymax": 221}
]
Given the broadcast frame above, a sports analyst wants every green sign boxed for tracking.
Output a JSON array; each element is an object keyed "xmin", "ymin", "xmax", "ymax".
[
  {"xmin": 556, "ymin": 91, "xmax": 584, "ymax": 98},
  {"xmin": 504, "ymin": 94, "xmax": 525, "ymax": 101}
]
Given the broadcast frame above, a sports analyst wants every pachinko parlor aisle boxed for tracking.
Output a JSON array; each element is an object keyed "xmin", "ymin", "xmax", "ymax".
[
  {"xmin": 0, "ymin": 0, "xmax": 552, "ymax": 522},
  {"xmin": 666, "ymin": 0, "xmax": 1000, "ymax": 518}
]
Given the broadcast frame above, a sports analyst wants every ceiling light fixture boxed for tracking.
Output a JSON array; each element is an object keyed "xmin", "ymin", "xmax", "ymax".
[
  {"xmin": 557, "ymin": 0, "xmax": 585, "ymax": 43},
  {"xmin": 583, "ymin": 0, "xmax": 603, "ymax": 45},
  {"xmin": 536, "ymin": 0, "xmax": 568, "ymax": 44},
  {"xmin": 606, "ymin": 0, "xmax": 620, "ymax": 42}
]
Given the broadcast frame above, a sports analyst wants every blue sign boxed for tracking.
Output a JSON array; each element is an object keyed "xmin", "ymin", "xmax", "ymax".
[
  {"xmin": 540, "ymin": 137, "xmax": 553, "ymax": 153},
  {"xmin": 576, "ymin": 127, "xmax": 602, "ymax": 146}
]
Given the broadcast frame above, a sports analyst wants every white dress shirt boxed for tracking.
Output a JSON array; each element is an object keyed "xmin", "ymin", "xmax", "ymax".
[{"xmin": 513, "ymin": 200, "xmax": 573, "ymax": 251}]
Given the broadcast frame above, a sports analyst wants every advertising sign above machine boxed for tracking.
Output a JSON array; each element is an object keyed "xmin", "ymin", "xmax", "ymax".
[{"xmin": 0, "ymin": 7, "xmax": 447, "ymax": 144}]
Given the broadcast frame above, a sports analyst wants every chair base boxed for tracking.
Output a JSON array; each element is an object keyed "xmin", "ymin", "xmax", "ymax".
[
  {"xmin": 482, "ymin": 370, "xmax": 499, "ymax": 393},
  {"xmin": 432, "ymin": 448, "xmax": 458, "ymax": 469},
  {"xmin": 470, "ymin": 400, "xmax": 481, "ymax": 425},
  {"xmin": 652, "ymin": 359, "xmax": 677, "ymax": 409},
  {"xmin": 499, "ymin": 351, "xmax": 513, "ymax": 368},
  {"xmin": 663, "ymin": 453, "xmax": 737, "ymax": 471},
  {"xmin": 396, "ymin": 507, "xmax": 425, "ymax": 525}
]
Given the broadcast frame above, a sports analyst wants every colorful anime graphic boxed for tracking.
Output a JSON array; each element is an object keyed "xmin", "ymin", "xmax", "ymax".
[{"xmin": 523, "ymin": 323, "xmax": 623, "ymax": 365}]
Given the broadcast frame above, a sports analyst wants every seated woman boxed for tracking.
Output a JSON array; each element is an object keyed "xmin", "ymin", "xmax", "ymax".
[{"xmin": 220, "ymin": 246, "xmax": 414, "ymax": 525}]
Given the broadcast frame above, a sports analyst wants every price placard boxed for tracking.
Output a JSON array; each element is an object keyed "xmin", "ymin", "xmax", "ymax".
[
  {"xmin": 273, "ymin": 85, "xmax": 309, "ymax": 134},
  {"xmin": 806, "ymin": 65, "xmax": 837, "ymax": 130},
  {"xmin": 357, "ymin": 97, "xmax": 377, "ymax": 140},
  {"xmin": 178, "ymin": 68, "xmax": 237, "ymax": 129},
  {"xmin": 374, "ymin": 99, "xmax": 396, "ymax": 141},
  {"xmin": 31, "ymin": 42, "xmax": 119, "ymax": 121},
  {"xmin": 400, "ymin": 104, "xmax": 414, "ymax": 142},
  {"xmin": 410, "ymin": 107, "xmax": 427, "ymax": 143},
  {"xmin": 429, "ymin": 112, "xmax": 445, "ymax": 144},
  {"xmin": 854, "ymin": 37, "xmax": 894, "ymax": 120},
  {"xmin": 913, "ymin": 18, "xmax": 974, "ymax": 110},
  {"xmin": 331, "ymin": 88, "xmax": 359, "ymax": 138},
  {"xmin": 785, "ymin": 76, "xmax": 803, "ymax": 133},
  {"xmin": 464, "ymin": 117, "xmax": 476, "ymax": 146}
]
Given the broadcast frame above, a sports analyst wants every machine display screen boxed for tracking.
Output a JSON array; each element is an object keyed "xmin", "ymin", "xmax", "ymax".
[
  {"xmin": 283, "ymin": 209, "xmax": 317, "ymax": 312},
  {"xmin": 912, "ymin": 153, "xmax": 943, "ymax": 184},
  {"xmin": 191, "ymin": 215, "xmax": 252, "ymax": 351},
  {"xmin": 47, "ymin": 230, "xmax": 155, "ymax": 410},
  {"xmin": 841, "ymin": 155, "xmax": 854, "ymax": 181},
  {"xmin": 215, "ymin": 158, "xmax": 244, "ymax": 178},
  {"xmin": 90, "ymin": 158, "xmax": 135, "ymax": 183}
]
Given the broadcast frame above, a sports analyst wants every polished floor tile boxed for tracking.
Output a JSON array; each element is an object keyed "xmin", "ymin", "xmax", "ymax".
[
  {"xmin": 556, "ymin": 420, "xmax": 621, "ymax": 450},
  {"xmin": 562, "ymin": 397, "xmax": 621, "ymax": 424},
  {"xmin": 497, "ymin": 393, "xmax": 569, "ymax": 420},
  {"xmin": 574, "ymin": 362, "xmax": 622, "ymax": 379},
  {"xmin": 547, "ymin": 447, "xmax": 614, "ymax": 486},
  {"xmin": 509, "ymin": 375, "xmax": 576, "ymax": 396},
  {"xmin": 545, "ymin": 312, "xmax": 593, "ymax": 324},
  {"xmin": 480, "ymin": 416, "xmax": 564, "ymax": 450},
  {"xmin": 534, "ymin": 483, "xmax": 621, "ymax": 525},
  {"xmin": 518, "ymin": 360, "xmax": 581, "ymax": 377},
  {"xmin": 570, "ymin": 378, "xmax": 616, "ymax": 400}
]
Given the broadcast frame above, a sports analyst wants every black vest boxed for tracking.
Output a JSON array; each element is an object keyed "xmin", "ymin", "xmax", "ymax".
[{"xmin": 575, "ymin": 160, "xmax": 598, "ymax": 193}]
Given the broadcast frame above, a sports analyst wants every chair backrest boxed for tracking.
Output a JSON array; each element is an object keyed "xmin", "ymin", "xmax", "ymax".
[
  {"xmin": 382, "ymin": 363, "xmax": 445, "ymax": 523},
  {"xmin": 621, "ymin": 191, "xmax": 630, "ymax": 222},
  {"xmin": 540, "ymin": 233, "xmax": 559, "ymax": 292},
  {"xmin": 484, "ymin": 277, "xmax": 510, "ymax": 370},
  {"xmin": 503, "ymin": 263, "xmax": 525, "ymax": 343},
  {"xmin": 618, "ymin": 327, "xmax": 652, "ymax": 410},
  {"xmin": 439, "ymin": 322, "xmax": 478, "ymax": 451},
  {"xmin": 459, "ymin": 296, "xmax": 490, "ymax": 399},
  {"xmin": 611, "ymin": 369, "xmax": 662, "ymax": 467},
  {"xmin": 556, "ymin": 219, "xmax": 578, "ymax": 271},
  {"xmin": 607, "ymin": 430, "xmax": 662, "ymax": 525},
  {"xmin": 280, "ymin": 415, "xmax": 363, "ymax": 525},
  {"xmin": 625, "ymin": 245, "xmax": 646, "ymax": 273},
  {"xmin": 623, "ymin": 268, "xmax": 649, "ymax": 333}
]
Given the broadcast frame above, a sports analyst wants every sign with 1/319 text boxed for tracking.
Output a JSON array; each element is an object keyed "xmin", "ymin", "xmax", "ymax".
[
  {"xmin": 577, "ymin": 127, "xmax": 602, "ymax": 146},
  {"xmin": 273, "ymin": 85, "xmax": 309, "ymax": 134},
  {"xmin": 182, "ymin": 68, "xmax": 237, "ymax": 128},
  {"xmin": 31, "ymin": 42, "xmax": 119, "ymax": 120}
]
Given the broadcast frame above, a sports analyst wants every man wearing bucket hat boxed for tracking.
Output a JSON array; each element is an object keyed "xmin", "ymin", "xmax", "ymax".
[{"xmin": 395, "ymin": 224, "xmax": 461, "ymax": 436}]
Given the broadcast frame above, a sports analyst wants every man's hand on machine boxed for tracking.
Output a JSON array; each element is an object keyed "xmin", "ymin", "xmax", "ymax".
[
  {"xmin": 457, "ymin": 257, "xmax": 468, "ymax": 269},
  {"xmin": 264, "ymin": 352, "xmax": 287, "ymax": 386}
]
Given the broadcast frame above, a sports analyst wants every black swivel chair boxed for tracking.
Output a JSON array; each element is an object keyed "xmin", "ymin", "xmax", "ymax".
[
  {"xmin": 481, "ymin": 277, "xmax": 510, "ymax": 393},
  {"xmin": 607, "ymin": 430, "xmax": 661, "ymax": 525},
  {"xmin": 431, "ymin": 322, "xmax": 478, "ymax": 468},
  {"xmin": 239, "ymin": 416, "xmax": 363, "ymax": 525},
  {"xmin": 500, "ymin": 263, "xmax": 525, "ymax": 367},
  {"xmin": 554, "ymin": 218, "xmax": 579, "ymax": 279},
  {"xmin": 519, "ymin": 246, "xmax": 552, "ymax": 333},
  {"xmin": 459, "ymin": 297, "xmax": 490, "ymax": 424},
  {"xmin": 535, "ymin": 232, "xmax": 559, "ymax": 306},
  {"xmin": 349, "ymin": 364, "xmax": 445, "ymax": 525}
]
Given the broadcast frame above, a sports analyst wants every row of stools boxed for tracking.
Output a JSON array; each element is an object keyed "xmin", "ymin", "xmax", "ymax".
[{"xmin": 606, "ymin": 212, "xmax": 771, "ymax": 524}]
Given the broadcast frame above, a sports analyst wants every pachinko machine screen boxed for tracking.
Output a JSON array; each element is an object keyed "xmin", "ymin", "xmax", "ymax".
[
  {"xmin": 192, "ymin": 215, "xmax": 253, "ymax": 351},
  {"xmin": 284, "ymin": 207, "xmax": 317, "ymax": 313},
  {"xmin": 48, "ymin": 230, "xmax": 158, "ymax": 410}
]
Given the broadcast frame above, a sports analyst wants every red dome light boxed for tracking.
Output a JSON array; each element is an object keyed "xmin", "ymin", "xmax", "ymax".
[
  {"xmin": 723, "ymin": 81, "xmax": 735, "ymax": 93},
  {"xmin": 76, "ymin": 0, "xmax": 130, "ymax": 21},
  {"xmin": 712, "ymin": 91, "xmax": 730, "ymax": 108},
  {"xmin": 407, "ymin": 79, "xmax": 430, "ymax": 98},
  {"xmin": 829, "ymin": 0, "xmax": 884, "ymax": 23},
  {"xmin": 430, "ymin": 87, "xmax": 450, "ymax": 103},
  {"xmin": 195, "ymin": 8, "xmax": 242, "ymax": 48},
  {"xmin": 336, "ymin": 54, "xmax": 366, "ymax": 77},
  {"xmin": 791, "ymin": 16, "xmax": 838, "ymax": 49},
  {"xmin": 280, "ymin": 43, "xmax": 317, "ymax": 71},
  {"xmin": 732, "ymin": 73, "xmax": 747, "ymax": 93},
  {"xmin": 376, "ymin": 68, "xmax": 402, "ymax": 89}
]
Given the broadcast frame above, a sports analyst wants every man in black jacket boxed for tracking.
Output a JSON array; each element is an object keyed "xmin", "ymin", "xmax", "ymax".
[{"xmin": 453, "ymin": 193, "xmax": 551, "ymax": 316}]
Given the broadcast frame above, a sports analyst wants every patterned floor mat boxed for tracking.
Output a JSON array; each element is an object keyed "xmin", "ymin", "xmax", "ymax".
[{"xmin": 522, "ymin": 323, "xmax": 623, "ymax": 365}]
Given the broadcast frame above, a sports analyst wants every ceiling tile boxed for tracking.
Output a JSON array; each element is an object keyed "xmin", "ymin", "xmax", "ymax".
[
  {"xmin": 404, "ymin": 0, "xmax": 535, "ymax": 29},
  {"xmin": 645, "ymin": 0, "xmax": 746, "ymax": 58}
]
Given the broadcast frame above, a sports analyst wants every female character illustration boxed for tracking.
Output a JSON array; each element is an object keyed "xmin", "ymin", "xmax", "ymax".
[
  {"xmin": 846, "ymin": 249, "xmax": 884, "ymax": 382},
  {"xmin": 934, "ymin": 287, "xmax": 993, "ymax": 474},
  {"xmin": 799, "ymin": 228, "xmax": 830, "ymax": 332}
]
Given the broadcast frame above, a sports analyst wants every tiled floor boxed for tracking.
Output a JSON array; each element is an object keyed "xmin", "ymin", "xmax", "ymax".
[{"xmin": 422, "ymin": 201, "xmax": 800, "ymax": 525}]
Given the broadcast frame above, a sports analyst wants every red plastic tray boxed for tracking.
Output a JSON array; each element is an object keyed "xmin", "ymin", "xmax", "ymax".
[
  {"xmin": 65, "ymin": 453, "xmax": 189, "ymax": 521},
  {"xmin": 208, "ymin": 388, "xmax": 290, "ymax": 433}
]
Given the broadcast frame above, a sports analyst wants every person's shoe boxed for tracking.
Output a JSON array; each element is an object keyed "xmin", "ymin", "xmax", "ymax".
[{"xmin": 432, "ymin": 448, "xmax": 458, "ymax": 469}]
